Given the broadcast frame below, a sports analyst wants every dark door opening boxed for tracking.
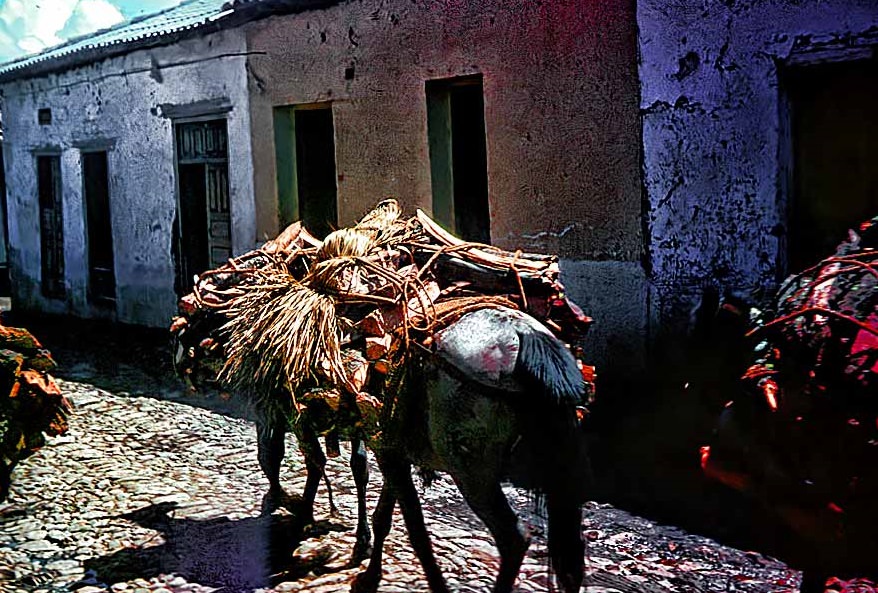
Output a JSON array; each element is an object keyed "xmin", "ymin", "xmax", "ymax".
[
  {"xmin": 274, "ymin": 105, "xmax": 339, "ymax": 238},
  {"xmin": 173, "ymin": 120, "xmax": 231, "ymax": 295},
  {"xmin": 426, "ymin": 75, "xmax": 490, "ymax": 243},
  {"xmin": 785, "ymin": 58, "xmax": 878, "ymax": 271},
  {"xmin": 82, "ymin": 151, "xmax": 115, "ymax": 304},
  {"xmin": 37, "ymin": 154, "xmax": 64, "ymax": 298}
]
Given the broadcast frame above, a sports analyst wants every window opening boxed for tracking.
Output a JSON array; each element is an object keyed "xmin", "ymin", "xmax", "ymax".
[{"xmin": 426, "ymin": 75, "xmax": 490, "ymax": 243}]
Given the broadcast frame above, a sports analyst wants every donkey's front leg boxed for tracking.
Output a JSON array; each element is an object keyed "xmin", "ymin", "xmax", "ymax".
[
  {"xmin": 256, "ymin": 417, "xmax": 287, "ymax": 512},
  {"xmin": 295, "ymin": 421, "xmax": 326, "ymax": 524},
  {"xmin": 351, "ymin": 478, "xmax": 396, "ymax": 593},
  {"xmin": 387, "ymin": 457, "xmax": 450, "ymax": 593},
  {"xmin": 349, "ymin": 435, "xmax": 372, "ymax": 564}
]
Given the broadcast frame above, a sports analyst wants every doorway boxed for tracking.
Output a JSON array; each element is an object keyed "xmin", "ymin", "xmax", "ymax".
[
  {"xmin": 785, "ymin": 58, "xmax": 878, "ymax": 271},
  {"xmin": 37, "ymin": 154, "xmax": 64, "ymax": 298},
  {"xmin": 273, "ymin": 104, "xmax": 338, "ymax": 238},
  {"xmin": 82, "ymin": 150, "xmax": 115, "ymax": 304},
  {"xmin": 173, "ymin": 119, "xmax": 231, "ymax": 294}
]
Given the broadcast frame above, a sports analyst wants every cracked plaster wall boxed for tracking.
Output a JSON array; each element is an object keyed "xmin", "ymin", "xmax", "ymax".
[
  {"xmin": 639, "ymin": 0, "xmax": 878, "ymax": 332},
  {"xmin": 0, "ymin": 30, "xmax": 254, "ymax": 327},
  {"xmin": 245, "ymin": 0, "xmax": 645, "ymax": 373}
]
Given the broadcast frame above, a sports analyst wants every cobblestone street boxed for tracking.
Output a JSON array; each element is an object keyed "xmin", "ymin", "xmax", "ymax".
[{"xmin": 0, "ymin": 327, "xmax": 802, "ymax": 593}]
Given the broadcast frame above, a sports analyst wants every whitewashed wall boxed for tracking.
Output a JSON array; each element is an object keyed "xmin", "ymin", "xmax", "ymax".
[{"xmin": 0, "ymin": 29, "xmax": 255, "ymax": 327}]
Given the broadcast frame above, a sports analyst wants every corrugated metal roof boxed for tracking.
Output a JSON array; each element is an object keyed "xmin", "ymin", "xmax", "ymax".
[{"xmin": 0, "ymin": 0, "xmax": 239, "ymax": 77}]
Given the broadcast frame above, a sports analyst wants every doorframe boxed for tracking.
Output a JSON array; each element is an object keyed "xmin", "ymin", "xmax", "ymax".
[
  {"xmin": 171, "ymin": 116, "xmax": 232, "ymax": 294},
  {"xmin": 776, "ymin": 38, "xmax": 878, "ymax": 280},
  {"xmin": 76, "ymin": 139, "xmax": 118, "ymax": 307}
]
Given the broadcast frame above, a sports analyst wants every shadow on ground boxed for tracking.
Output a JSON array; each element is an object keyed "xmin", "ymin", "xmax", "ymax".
[
  {"xmin": 79, "ymin": 501, "xmax": 349, "ymax": 592},
  {"xmin": 587, "ymin": 362, "xmax": 823, "ymax": 582},
  {"xmin": 2, "ymin": 312, "xmax": 812, "ymax": 583},
  {"xmin": 5, "ymin": 312, "xmax": 175, "ymax": 387},
  {"xmin": 4, "ymin": 311, "xmax": 258, "ymax": 422}
]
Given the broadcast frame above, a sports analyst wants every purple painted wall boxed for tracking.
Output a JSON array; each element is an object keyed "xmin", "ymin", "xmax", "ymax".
[{"xmin": 638, "ymin": 0, "xmax": 878, "ymax": 331}]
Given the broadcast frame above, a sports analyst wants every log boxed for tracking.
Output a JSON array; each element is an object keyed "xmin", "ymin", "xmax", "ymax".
[
  {"xmin": 358, "ymin": 310, "xmax": 387, "ymax": 337},
  {"xmin": 365, "ymin": 334, "xmax": 392, "ymax": 360},
  {"xmin": 342, "ymin": 350, "xmax": 370, "ymax": 393}
]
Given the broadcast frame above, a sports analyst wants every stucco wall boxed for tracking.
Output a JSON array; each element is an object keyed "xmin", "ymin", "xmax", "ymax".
[
  {"xmin": 245, "ymin": 0, "xmax": 644, "ymax": 372},
  {"xmin": 0, "ymin": 30, "xmax": 254, "ymax": 327},
  {"xmin": 638, "ymin": 0, "xmax": 878, "ymax": 331}
]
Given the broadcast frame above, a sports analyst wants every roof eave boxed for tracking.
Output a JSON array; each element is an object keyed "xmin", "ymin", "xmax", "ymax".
[
  {"xmin": 0, "ymin": 0, "xmax": 342, "ymax": 86},
  {"xmin": 0, "ymin": 25, "xmax": 224, "ymax": 85}
]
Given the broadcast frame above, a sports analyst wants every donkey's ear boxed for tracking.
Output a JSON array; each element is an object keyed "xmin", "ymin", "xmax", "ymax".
[{"xmin": 690, "ymin": 286, "xmax": 721, "ymax": 342}]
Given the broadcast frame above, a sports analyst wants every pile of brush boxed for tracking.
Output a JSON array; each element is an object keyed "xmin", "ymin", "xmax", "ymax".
[
  {"xmin": 0, "ymin": 321, "xmax": 70, "ymax": 501},
  {"xmin": 170, "ymin": 199, "xmax": 593, "ymax": 437}
]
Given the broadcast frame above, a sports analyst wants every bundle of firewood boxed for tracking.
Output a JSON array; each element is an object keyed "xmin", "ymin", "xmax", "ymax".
[
  {"xmin": 0, "ymin": 322, "xmax": 71, "ymax": 501},
  {"xmin": 742, "ymin": 216, "xmax": 877, "ymax": 412},
  {"xmin": 170, "ymin": 199, "xmax": 594, "ymax": 435}
]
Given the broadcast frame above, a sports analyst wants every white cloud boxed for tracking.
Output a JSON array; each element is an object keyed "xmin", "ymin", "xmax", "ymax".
[
  {"xmin": 0, "ymin": 0, "xmax": 124, "ymax": 65},
  {"xmin": 17, "ymin": 35, "xmax": 48, "ymax": 53},
  {"xmin": 60, "ymin": 0, "xmax": 124, "ymax": 41}
]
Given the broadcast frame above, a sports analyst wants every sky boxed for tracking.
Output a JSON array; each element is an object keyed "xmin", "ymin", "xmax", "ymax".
[{"xmin": 0, "ymin": 0, "xmax": 186, "ymax": 65}]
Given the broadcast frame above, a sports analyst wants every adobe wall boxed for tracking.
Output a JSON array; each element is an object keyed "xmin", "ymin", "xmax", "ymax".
[{"xmin": 245, "ymin": 0, "xmax": 645, "ymax": 373}]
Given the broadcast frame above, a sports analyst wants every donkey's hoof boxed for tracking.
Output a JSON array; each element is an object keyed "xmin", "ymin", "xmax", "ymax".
[
  {"xmin": 260, "ymin": 488, "xmax": 284, "ymax": 514},
  {"xmin": 348, "ymin": 541, "xmax": 372, "ymax": 567},
  {"xmin": 351, "ymin": 570, "xmax": 380, "ymax": 593},
  {"xmin": 325, "ymin": 497, "xmax": 341, "ymax": 519}
]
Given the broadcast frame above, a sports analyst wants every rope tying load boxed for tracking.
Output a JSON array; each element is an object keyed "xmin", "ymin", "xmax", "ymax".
[{"xmin": 170, "ymin": 199, "xmax": 594, "ymax": 436}]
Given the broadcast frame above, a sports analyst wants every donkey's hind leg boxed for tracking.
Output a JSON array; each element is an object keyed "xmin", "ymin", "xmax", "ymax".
[
  {"xmin": 546, "ymin": 493, "xmax": 585, "ymax": 593},
  {"xmin": 453, "ymin": 476, "xmax": 530, "ymax": 593}
]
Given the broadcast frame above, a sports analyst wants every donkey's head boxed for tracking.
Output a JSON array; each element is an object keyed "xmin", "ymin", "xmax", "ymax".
[{"xmin": 529, "ymin": 290, "xmax": 592, "ymax": 345}]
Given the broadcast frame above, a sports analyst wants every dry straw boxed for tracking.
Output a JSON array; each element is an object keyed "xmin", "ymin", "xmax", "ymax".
[
  {"xmin": 218, "ymin": 274, "xmax": 350, "ymax": 398},
  {"xmin": 217, "ymin": 199, "xmax": 414, "ymax": 402},
  {"xmin": 214, "ymin": 197, "xmax": 550, "ymax": 406}
]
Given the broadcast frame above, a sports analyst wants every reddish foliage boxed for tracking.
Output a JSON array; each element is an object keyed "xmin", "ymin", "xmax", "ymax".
[{"xmin": 826, "ymin": 577, "xmax": 878, "ymax": 593}]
